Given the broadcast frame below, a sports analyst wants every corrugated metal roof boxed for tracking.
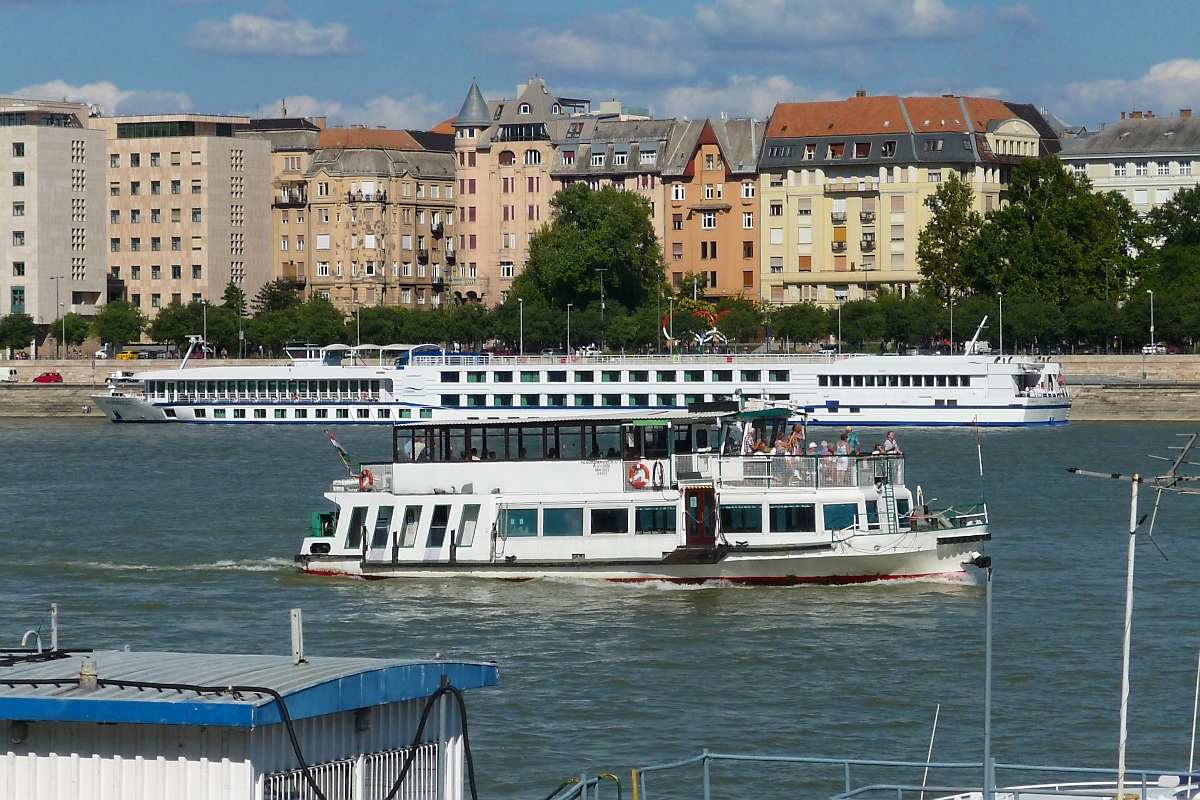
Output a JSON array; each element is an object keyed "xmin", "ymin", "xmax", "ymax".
[
  {"xmin": 1060, "ymin": 116, "xmax": 1200, "ymax": 156},
  {"xmin": 0, "ymin": 651, "xmax": 498, "ymax": 727}
]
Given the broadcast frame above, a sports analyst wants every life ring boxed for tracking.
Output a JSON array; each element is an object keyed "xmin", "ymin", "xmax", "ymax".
[
  {"xmin": 628, "ymin": 462, "xmax": 650, "ymax": 489},
  {"xmin": 652, "ymin": 460, "xmax": 666, "ymax": 489},
  {"xmin": 359, "ymin": 468, "xmax": 375, "ymax": 491}
]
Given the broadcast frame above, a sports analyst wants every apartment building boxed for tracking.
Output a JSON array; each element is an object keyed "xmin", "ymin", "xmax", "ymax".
[
  {"xmin": 237, "ymin": 117, "xmax": 324, "ymax": 296},
  {"xmin": 0, "ymin": 98, "xmax": 106, "ymax": 328},
  {"xmin": 1060, "ymin": 109, "xmax": 1200, "ymax": 212},
  {"xmin": 88, "ymin": 114, "xmax": 271, "ymax": 317},
  {"xmin": 550, "ymin": 117, "xmax": 674, "ymax": 257},
  {"xmin": 660, "ymin": 118, "xmax": 766, "ymax": 300},
  {"xmin": 305, "ymin": 127, "xmax": 456, "ymax": 311},
  {"xmin": 758, "ymin": 93, "xmax": 1044, "ymax": 306}
]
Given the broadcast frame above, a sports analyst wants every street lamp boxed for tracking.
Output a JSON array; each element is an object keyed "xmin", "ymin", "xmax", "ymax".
[
  {"xmin": 49, "ymin": 275, "xmax": 65, "ymax": 359},
  {"xmin": 566, "ymin": 303, "xmax": 572, "ymax": 354},
  {"xmin": 997, "ymin": 292, "xmax": 1003, "ymax": 355},
  {"xmin": 1147, "ymin": 290, "xmax": 1155, "ymax": 347},
  {"xmin": 518, "ymin": 297, "xmax": 524, "ymax": 358},
  {"xmin": 837, "ymin": 298, "xmax": 843, "ymax": 355},
  {"xmin": 950, "ymin": 295, "xmax": 955, "ymax": 353},
  {"xmin": 201, "ymin": 300, "xmax": 208, "ymax": 357},
  {"xmin": 595, "ymin": 268, "xmax": 607, "ymax": 353},
  {"xmin": 355, "ymin": 302, "xmax": 362, "ymax": 347}
]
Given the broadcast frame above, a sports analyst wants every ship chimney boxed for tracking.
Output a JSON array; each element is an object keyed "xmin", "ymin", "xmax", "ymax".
[
  {"xmin": 79, "ymin": 658, "xmax": 98, "ymax": 691},
  {"xmin": 1182, "ymin": 109, "xmax": 1193, "ymax": 118}
]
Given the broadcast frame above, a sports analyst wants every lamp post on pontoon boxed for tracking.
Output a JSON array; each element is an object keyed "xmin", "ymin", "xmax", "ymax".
[
  {"xmin": 566, "ymin": 303, "xmax": 572, "ymax": 354},
  {"xmin": 997, "ymin": 292, "xmax": 1003, "ymax": 355},
  {"xmin": 518, "ymin": 297, "xmax": 524, "ymax": 358},
  {"xmin": 837, "ymin": 298, "xmax": 843, "ymax": 355},
  {"xmin": 49, "ymin": 275, "xmax": 65, "ymax": 359},
  {"xmin": 1147, "ymin": 289, "xmax": 1155, "ymax": 348},
  {"xmin": 950, "ymin": 294, "xmax": 955, "ymax": 353}
]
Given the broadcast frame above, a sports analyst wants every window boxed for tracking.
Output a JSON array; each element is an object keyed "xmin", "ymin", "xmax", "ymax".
[
  {"xmin": 151, "ymin": 293, "xmax": 161, "ymax": 308},
  {"xmin": 171, "ymin": 180, "xmax": 181, "ymax": 195},
  {"xmin": 743, "ymin": 212, "xmax": 754, "ymax": 229},
  {"xmin": 1158, "ymin": 162, "xmax": 1171, "ymax": 176},
  {"xmin": 770, "ymin": 503, "xmax": 816, "ymax": 533},
  {"xmin": 1113, "ymin": 162, "xmax": 1127, "ymax": 177},
  {"xmin": 591, "ymin": 152, "xmax": 605, "ymax": 167},
  {"xmin": 191, "ymin": 179, "xmax": 201, "ymax": 194},
  {"xmin": 171, "ymin": 208, "xmax": 181, "ymax": 223},
  {"xmin": 701, "ymin": 212, "xmax": 716, "ymax": 229},
  {"xmin": 853, "ymin": 142, "xmax": 871, "ymax": 159},
  {"xmin": 171, "ymin": 236, "xmax": 181, "ymax": 251},
  {"xmin": 150, "ymin": 152, "xmax": 160, "ymax": 166},
  {"xmin": 881, "ymin": 140, "xmax": 897, "ymax": 158},
  {"xmin": 672, "ymin": 213, "xmax": 683, "ymax": 231},
  {"xmin": 110, "ymin": 153, "xmax": 120, "ymax": 168},
  {"xmin": 108, "ymin": 236, "xmax": 118, "ymax": 252},
  {"xmin": 1156, "ymin": 188, "xmax": 1171, "ymax": 204},
  {"xmin": 928, "ymin": 170, "xmax": 942, "ymax": 183},
  {"xmin": 770, "ymin": 201, "xmax": 783, "ymax": 216},
  {"xmin": 741, "ymin": 182, "xmax": 755, "ymax": 198},
  {"xmin": 11, "ymin": 142, "xmax": 24, "ymax": 158},
  {"xmin": 11, "ymin": 286, "xmax": 25, "ymax": 313},
  {"xmin": 130, "ymin": 237, "xmax": 141, "ymax": 252},
  {"xmin": 192, "ymin": 264, "xmax": 202, "ymax": 280},
  {"xmin": 150, "ymin": 180, "xmax": 161, "ymax": 195},
  {"xmin": 797, "ymin": 197, "xmax": 812, "ymax": 216},
  {"xmin": 11, "ymin": 172, "xmax": 24, "ymax": 187},
  {"xmin": 823, "ymin": 503, "xmax": 858, "ymax": 531},
  {"xmin": 130, "ymin": 266, "xmax": 141, "ymax": 280},
  {"xmin": 12, "ymin": 261, "xmax": 24, "ymax": 277},
  {"xmin": 500, "ymin": 263, "xmax": 515, "ymax": 278},
  {"xmin": 743, "ymin": 240, "xmax": 754, "ymax": 259},
  {"xmin": 890, "ymin": 224, "xmax": 904, "ymax": 241},
  {"xmin": 773, "ymin": 227, "xmax": 786, "ymax": 245},
  {"xmin": 923, "ymin": 139, "xmax": 944, "ymax": 152},
  {"xmin": 890, "ymin": 195, "xmax": 904, "ymax": 213},
  {"xmin": 743, "ymin": 270, "xmax": 754, "ymax": 288},
  {"xmin": 191, "ymin": 208, "xmax": 202, "ymax": 222},
  {"xmin": 1134, "ymin": 189, "xmax": 1149, "ymax": 205},
  {"xmin": 591, "ymin": 508, "xmax": 629, "ymax": 534},
  {"xmin": 1135, "ymin": 162, "xmax": 1148, "ymax": 177},
  {"xmin": 544, "ymin": 508, "xmax": 584, "ymax": 536},
  {"xmin": 720, "ymin": 504, "xmax": 762, "ymax": 533},
  {"xmin": 672, "ymin": 185, "xmax": 685, "ymax": 201},
  {"xmin": 170, "ymin": 264, "xmax": 181, "ymax": 280}
]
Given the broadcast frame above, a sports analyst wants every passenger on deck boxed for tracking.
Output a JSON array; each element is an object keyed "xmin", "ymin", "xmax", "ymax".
[
  {"xmin": 469, "ymin": 448, "xmax": 481, "ymax": 461},
  {"xmin": 871, "ymin": 444, "xmax": 886, "ymax": 455},
  {"xmin": 882, "ymin": 431, "xmax": 903, "ymax": 456},
  {"xmin": 773, "ymin": 435, "xmax": 789, "ymax": 456},
  {"xmin": 807, "ymin": 442, "xmax": 818, "ymax": 455},
  {"xmin": 741, "ymin": 423, "xmax": 758, "ymax": 455}
]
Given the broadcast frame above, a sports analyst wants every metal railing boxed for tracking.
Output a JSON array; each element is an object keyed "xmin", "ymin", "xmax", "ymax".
[
  {"xmin": 623, "ymin": 751, "xmax": 1197, "ymax": 800},
  {"xmin": 410, "ymin": 353, "xmax": 871, "ymax": 367},
  {"xmin": 263, "ymin": 742, "xmax": 437, "ymax": 800},
  {"xmin": 704, "ymin": 454, "xmax": 904, "ymax": 490},
  {"xmin": 332, "ymin": 462, "xmax": 393, "ymax": 493}
]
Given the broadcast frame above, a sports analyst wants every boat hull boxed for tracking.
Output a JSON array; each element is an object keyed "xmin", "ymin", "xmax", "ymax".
[{"xmin": 90, "ymin": 394, "xmax": 168, "ymax": 422}]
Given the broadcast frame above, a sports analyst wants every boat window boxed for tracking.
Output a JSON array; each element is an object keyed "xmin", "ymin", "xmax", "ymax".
[
  {"xmin": 521, "ymin": 371, "xmax": 540, "ymax": 383},
  {"xmin": 769, "ymin": 370, "xmax": 789, "ymax": 382},
  {"xmin": 479, "ymin": 427, "xmax": 505, "ymax": 460},
  {"xmin": 622, "ymin": 426, "xmax": 641, "ymax": 460},
  {"xmin": 924, "ymin": 376, "xmax": 935, "ymax": 387},
  {"xmin": 501, "ymin": 508, "xmax": 537, "ymax": 537},
  {"xmin": 467, "ymin": 371, "xmax": 486, "ymax": 383},
  {"xmin": 629, "ymin": 370, "xmax": 649, "ymax": 382},
  {"xmin": 449, "ymin": 427, "xmax": 468, "ymax": 460},
  {"xmin": 426, "ymin": 504, "xmax": 451, "ymax": 547},
  {"xmin": 635, "ymin": 506, "xmax": 675, "ymax": 534},
  {"xmin": 948, "ymin": 375, "xmax": 959, "ymax": 387},
  {"xmin": 495, "ymin": 394, "xmax": 513, "ymax": 406},
  {"xmin": 557, "ymin": 426, "xmax": 583, "ymax": 459},
  {"xmin": 819, "ymin": 375, "xmax": 828, "ymax": 387},
  {"xmin": 865, "ymin": 500, "xmax": 880, "ymax": 529},
  {"xmin": 658, "ymin": 394, "xmax": 677, "ymax": 407},
  {"xmin": 889, "ymin": 375, "xmax": 899, "ymax": 387},
  {"xmin": 495, "ymin": 371, "xmax": 513, "ymax": 382},
  {"xmin": 441, "ymin": 372, "xmax": 460, "ymax": 383},
  {"xmin": 575, "ymin": 371, "xmax": 594, "ymax": 382},
  {"xmin": 575, "ymin": 394, "xmax": 594, "ymax": 407},
  {"xmin": 455, "ymin": 505, "xmax": 481, "ymax": 547},
  {"xmin": 684, "ymin": 370, "xmax": 704, "ymax": 382},
  {"xmin": 602, "ymin": 394, "xmax": 622, "ymax": 407},
  {"xmin": 586, "ymin": 424, "xmax": 620, "ymax": 458},
  {"xmin": 346, "ymin": 506, "xmax": 368, "ymax": 549},
  {"xmin": 521, "ymin": 394, "xmax": 541, "ymax": 407},
  {"xmin": 630, "ymin": 393, "xmax": 649, "ymax": 407},
  {"xmin": 517, "ymin": 426, "xmax": 544, "ymax": 459},
  {"xmin": 544, "ymin": 507, "xmax": 584, "ymax": 536},
  {"xmin": 371, "ymin": 506, "xmax": 394, "ymax": 548},
  {"xmin": 769, "ymin": 503, "xmax": 815, "ymax": 533},
  {"xmin": 400, "ymin": 506, "xmax": 422, "ymax": 547},
  {"xmin": 644, "ymin": 425, "xmax": 670, "ymax": 458},
  {"xmin": 673, "ymin": 425, "xmax": 693, "ymax": 455},
  {"xmin": 936, "ymin": 375, "xmax": 947, "ymax": 387},
  {"xmin": 719, "ymin": 504, "xmax": 762, "ymax": 533},
  {"xmin": 591, "ymin": 508, "xmax": 629, "ymax": 534},
  {"xmin": 897, "ymin": 498, "xmax": 911, "ymax": 517},
  {"xmin": 712, "ymin": 370, "xmax": 733, "ymax": 382},
  {"xmin": 822, "ymin": 502, "xmax": 858, "ymax": 532},
  {"xmin": 741, "ymin": 370, "xmax": 761, "ymax": 382},
  {"xmin": 602, "ymin": 370, "xmax": 622, "ymax": 382},
  {"xmin": 961, "ymin": 376, "xmax": 971, "ymax": 387},
  {"xmin": 548, "ymin": 371, "xmax": 567, "ymax": 382},
  {"xmin": 864, "ymin": 376, "xmax": 874, "ymax": 387},
  {"xmin": 657, "ymin": 370, "xmax": 677, "ymax": 382}
]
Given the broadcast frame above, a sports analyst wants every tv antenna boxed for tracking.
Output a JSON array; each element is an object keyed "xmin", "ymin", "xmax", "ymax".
[{"xmin": 1067, "ymin": 433, "xmax": 1200, "ymax": 800}]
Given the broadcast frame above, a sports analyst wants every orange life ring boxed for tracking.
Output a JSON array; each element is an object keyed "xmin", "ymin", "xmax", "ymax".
[
  {"xmin": 628, "ymin": 462, "xmax": 650, "ymax": 489},
  {"xmin": 359, "ymin": 468, "xmax": 375, "ymax": 491}
]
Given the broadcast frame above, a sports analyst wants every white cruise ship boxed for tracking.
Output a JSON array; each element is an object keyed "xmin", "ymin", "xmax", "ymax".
[
  {"xmin": 296, "ymin": 401, "xmax": 989, "ymax": 583},
  {"xmin": 92, "ymin": 334, "xmax": 1070, "ymax": 428}
]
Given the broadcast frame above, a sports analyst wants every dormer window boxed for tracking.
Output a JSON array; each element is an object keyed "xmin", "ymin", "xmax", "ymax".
[
  {"xmin": 519, "ymin": 103, "xmax": 531, "ymax": 115},
  {"xmin": 494, "ymin": 106, "xmax": 503, "ymax": 120},
  {"xmin": 551, "ymin": 104, "xmax": 561, "ymax": 114}
]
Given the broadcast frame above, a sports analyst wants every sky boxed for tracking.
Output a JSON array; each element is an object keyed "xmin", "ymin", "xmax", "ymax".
[{"xmin": 4, "ymin": 0, "xmax": 1200, "ymax": 131}]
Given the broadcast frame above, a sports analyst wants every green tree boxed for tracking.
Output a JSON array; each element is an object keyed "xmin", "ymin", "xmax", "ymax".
[
  {"xmin": 0, "ymin": 313, "xmax": 37, "ymax": 351},
  {"xmin": 771, "ymin": 303, "xmax": 829, "ymax": 346},
  {"xmin": 251, "ymin": 278, "xmax": 301, "ymax": 314},
  {"xmin": 222, "ymin": 281, "xmax": 247, "ymax": 315},
  {"xmin": 512, "ymin": 184, "xmax": 666, "ymax": 310},
  {"xmin": 446, "ymin": 302, "xmax": 492, "ymax": 349},
  {"xmin": 295, "ymin": 296, "xmax": 348, "ymax": 345},
  {"xmin": 960, "ymin": 157, "xmax": 1143, "ymax": 304},
  {"xmin": 715, "ymin": 297, "xmax": 763, "ymax": 344},
  {"xmin": 245, "ymin": 310, "xmax": 297, "ymax": 354},
  {"xmin": 917, "ymin": 171, "xmax": 984, "ymax": 298},
  {"xmin": 91, "ymin": 300, "xmax": 147, "ymax": 347},
  {"xmin": 50, "ymin": 312, "xmax": 90, "ymax": 347},
  {"xmin": 146, "ymin": 301, "xmax": 199, "ymax": 349}
]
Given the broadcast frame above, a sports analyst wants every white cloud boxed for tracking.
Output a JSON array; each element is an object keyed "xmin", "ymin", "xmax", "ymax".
[
  {"xmin": 659, "ymin": 75, "xmax": 838, "ymax": 119},
  {"xmin": 187, "ymin": 12, "xmax": 354, "ymax": 56},
  {"xmin": 1056, "ymin": 59, "xmax": 1200, "ymax": 124},
  {"xmin": 997, "ymin": 3, "xmax": 1039, "ymax": 33},
  {"xmin": 257, "ymin": 93, "xmax": 448, "ymax": 130},
  {"xmin": 695, "ymin": 0, "xmax": 978, "ymax": 47},
  {"xmin": 8, "ymin": 79, "xmax": 192, "ymax": 116}
]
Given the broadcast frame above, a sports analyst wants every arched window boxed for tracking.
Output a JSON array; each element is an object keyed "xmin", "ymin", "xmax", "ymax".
[
  {"xmin": 524, "ymin": 149, "xmax": 541, "ymax": 165},
  {"xmin": 519, "ymin": 103, "xmax": 531, "ymax": 115},
  {"xmin": 498, "ymin": 150, "xmax": 516, "ymax": 166},
  {"xmin": 551, "ymin": 104, "xmax": 561, "ymax": 114}
]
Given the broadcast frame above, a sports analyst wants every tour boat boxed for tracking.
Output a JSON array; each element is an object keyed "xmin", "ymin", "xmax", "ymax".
[
  {"xmin": 295, "ymin": 400, "xmax": 990, "ymax": 584},
  {"xmin": 91, "ymin": 324, "xmax": 1070, "ymax": 427}
]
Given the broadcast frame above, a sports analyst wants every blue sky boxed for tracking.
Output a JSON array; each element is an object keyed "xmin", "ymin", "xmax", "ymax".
[{"xmin": 5, "ymin": 0, "xmax": 1200, "ymax": 130}]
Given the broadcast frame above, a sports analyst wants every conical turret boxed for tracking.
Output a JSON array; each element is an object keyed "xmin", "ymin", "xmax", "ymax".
[{"xmin": 455, "ymin": 80, "xmax": 491, "ymax": 128}]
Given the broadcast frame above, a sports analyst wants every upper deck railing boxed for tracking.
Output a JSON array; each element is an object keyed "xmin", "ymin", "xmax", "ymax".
[
  {"xmin": 411, "ymin": 352, "xmax": 867, "ymax": 367},
  {"xmin": 673, "ymin": 453, "xmax": 905, "ymax": 491}
]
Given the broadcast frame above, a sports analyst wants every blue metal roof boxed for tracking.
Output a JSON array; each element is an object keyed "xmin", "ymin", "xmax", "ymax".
[{"xmin": 0, "ymin": 651, "xmax": 498, "ymax": 728}]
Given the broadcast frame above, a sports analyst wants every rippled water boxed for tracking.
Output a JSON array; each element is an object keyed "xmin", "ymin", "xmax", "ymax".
[{"xmin": 3, "ymin": 420, "xmax": 1199, "ymax": 798}]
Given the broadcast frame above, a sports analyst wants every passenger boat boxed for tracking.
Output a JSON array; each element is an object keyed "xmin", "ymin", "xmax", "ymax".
[
  {"xmin": 295, "ymin": 400, "xmax": 990, "ymax": 583},
  {"xmin": 91, "ymin": 323, "xmax": 1070, "ymax": 427}
]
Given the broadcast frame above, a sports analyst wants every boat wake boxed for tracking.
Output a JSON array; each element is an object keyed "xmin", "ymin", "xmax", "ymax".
[{"xmin": 79, "ymin": 557, "xmax": 293, "ymax": 574}]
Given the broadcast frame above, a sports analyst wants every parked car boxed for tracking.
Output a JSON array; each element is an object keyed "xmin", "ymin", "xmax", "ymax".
[
  {"xmin": 2, "ymin": 368, "xmax": 17, "ymax": 383},
  {"xmin": 1142, "ymin": 343, "xmax": 1168, "ymax": 355},
  {"xmin": 32, "ymin": 372, "xmax": 63, "ymax": 383},
  {"xmin": 115, "ymin": 351, "xmax": 139, "ymax": 360}
]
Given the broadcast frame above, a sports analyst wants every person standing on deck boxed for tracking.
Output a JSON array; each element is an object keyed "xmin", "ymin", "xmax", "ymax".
[{"xmin": 845, "ymin": 426, "xmax": 861, "ymax": 455}]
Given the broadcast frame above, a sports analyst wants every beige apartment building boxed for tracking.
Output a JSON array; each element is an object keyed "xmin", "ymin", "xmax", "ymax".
[
  {"xmin": 305, "ymin": 127, "xmax": 456, "ymax": 311},
  {"xmin": 237, "ymin": 117, "xmax": 324, "ymax": 296},
  {"xmin": 0, "ymin": 98, "xmax": 106, "ymax": 331},
  {"xmin": 89, "ymin": 114, "xmax": 272, "ymax": 317},
  {"xmin": 758, "ymin": 94, "xmax": 1046, "ymax": 306},
  {"xmin": 660, "ymin": 118, "xmax": 765, "ymax": 300}
]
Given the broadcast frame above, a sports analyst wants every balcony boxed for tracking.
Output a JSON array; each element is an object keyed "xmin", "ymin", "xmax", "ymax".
[
  {"xmin": 831, "ymin": 241, "xmax": 847, "ymax": 253},
  {"xmin": 831, "ymin": 212, "xmax": 847, "ymax": 224},
  {"xmin": 826, "ymin": 177, "xmax": 879, "ymax": 194},
  {"xmin": 346, "ymin": 190, "xmax": 387, "ymax": 203},
  {"xmin": 274, "ymin": 189, "xmax": 307, "ymax": 208},
  {"xmin": 281, "ymin": 264, "xmax": 307, "ymax": 288},
  {"xmin": 860, "ymin": 238, "xmax": 876, "ymax": 252},
  {"xmin": 417, "ymin": 248, "xmax": 429, "ymax": 264},
  {"xmin": 431, "ymin": 223, "xmax": 444, "ymax": 239},
  {"xmin": 445, "ymin": 251, "xmax": 456, "ymax": 265},
  {"xmin": 860, "ymin": 211, "xmax": 876, "ymax": 223}
]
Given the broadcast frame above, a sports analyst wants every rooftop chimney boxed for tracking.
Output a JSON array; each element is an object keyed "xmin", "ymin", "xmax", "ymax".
[
  {"xmin": 313, "ymin": 116, "xmax": 327, "ymax": 129},
  {"xmin": 1131, "ymin": 111, "xmax": 1142, "ymax": 119},
  {"xmin": 855, "ymin": 88, "xmax": 867, "ymax": 97},
  {"xmin": 1182, "ymin": 109, "xmax": 1193, "ymax": 118}
]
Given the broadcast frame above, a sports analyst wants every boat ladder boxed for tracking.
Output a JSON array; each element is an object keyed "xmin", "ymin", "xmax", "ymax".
[{"xmin": 875, "ymin": 461, "xmax": 901, "ymax": 534}]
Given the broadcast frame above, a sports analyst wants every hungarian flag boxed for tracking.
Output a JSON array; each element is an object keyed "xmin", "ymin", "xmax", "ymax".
[{"xmin": 325, "ymin": 429, "xmax": 352, "ymax": 474}]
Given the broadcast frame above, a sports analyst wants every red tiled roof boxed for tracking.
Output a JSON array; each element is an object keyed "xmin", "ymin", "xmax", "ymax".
[
  {"xmin": 766, "ymin": 95, "xmax": 1022, "ymax": 139},
  {"xmin": 317, "ymin": 128, "xmax": 423, "ymax": 150}
]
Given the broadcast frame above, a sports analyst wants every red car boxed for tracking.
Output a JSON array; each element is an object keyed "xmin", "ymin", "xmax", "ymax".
[{"xmin": 32, "ymin": 372, "xmax": 63, "ymax": 383}]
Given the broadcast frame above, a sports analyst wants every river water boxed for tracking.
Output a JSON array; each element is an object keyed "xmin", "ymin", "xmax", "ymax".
[{"xmin": 3, "ymin": 420, "xmax": 1199, "ymax": 798}]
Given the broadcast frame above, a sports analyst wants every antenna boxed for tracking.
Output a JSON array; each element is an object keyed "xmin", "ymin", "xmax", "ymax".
[{"xmin": 1067, "ymin": 433, "xmax": 1200, "ymax": 799}]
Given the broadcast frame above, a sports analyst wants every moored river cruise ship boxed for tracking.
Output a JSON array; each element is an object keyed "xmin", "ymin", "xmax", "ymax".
[
  {"xmin": 93, "ymin": 338, "xmax": 1070, "ymax": 428},
  {"xmin": 295, "ymin": 401, "xmax": 990, "ymax": 584}
]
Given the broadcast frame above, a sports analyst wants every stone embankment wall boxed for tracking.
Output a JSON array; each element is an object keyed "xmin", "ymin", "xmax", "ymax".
[{"xmin": 0, "ymin": 359, "xmax": 287, "ymax": 418}]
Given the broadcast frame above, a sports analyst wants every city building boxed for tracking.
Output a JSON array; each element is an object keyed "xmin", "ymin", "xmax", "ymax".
[
  {"xmin": 453, "ymin": 78, "xmax": 646, "ymax": 305},
  {"xmin": 758, "ymin": 93, "xmax": 1045, "ymax": 306},
  {"xmin": 305, "ymin": 126, "xmax": 456, "ymax": 310},
  {"xmin": 0, "ymin": 98, "xmax": 106, "ymax": 331},
  {"xmin": 551, "ymin": 117, "xmax": 676, "ymax": 267},
  {"xmin": 237, "ymin": 116, "xmax": 324, "ymax": 296},
  {"xmin": 660, "ymin": 117, "xmax": 766, "ymax": 300},
  {"xmin": 88, "ymin": 113, "xmax": 272, "ymax": 318},
  {"xmin": 1060, "ymin": 109, "xmax": 1200, "ymax": 212}
]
